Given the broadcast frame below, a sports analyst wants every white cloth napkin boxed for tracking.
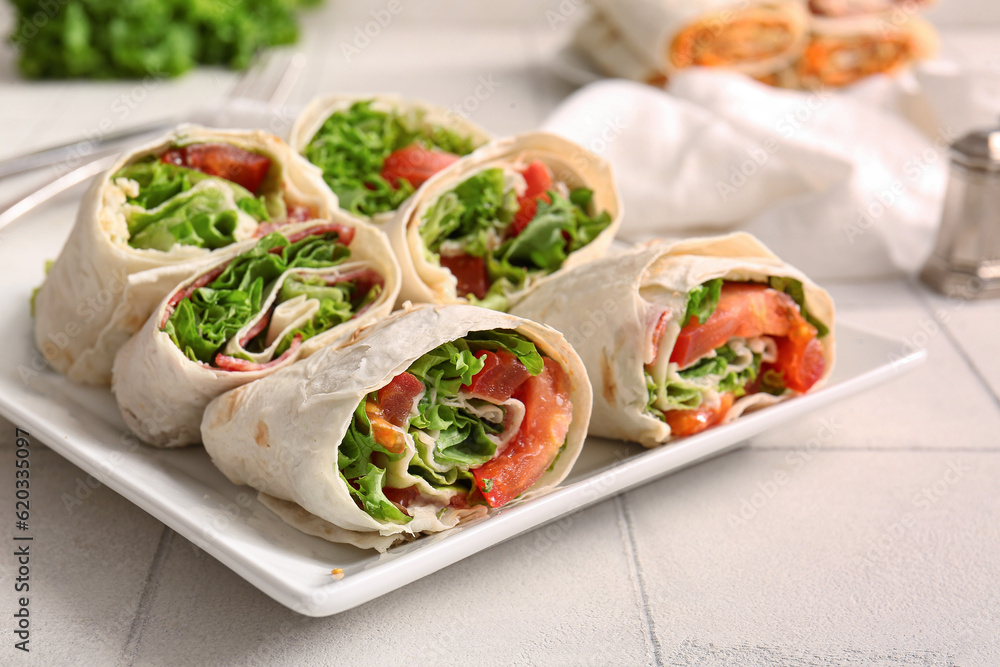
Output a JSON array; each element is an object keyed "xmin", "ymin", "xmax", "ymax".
[{"xmin": 542, "ymin": 70, "xmax": 949, "ymax": 279}]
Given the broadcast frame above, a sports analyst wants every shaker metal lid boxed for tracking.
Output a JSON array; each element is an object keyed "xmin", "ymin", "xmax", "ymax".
[{"xmin": 951, "ymin": 123, "xmax": 1000, "ymax": 171}]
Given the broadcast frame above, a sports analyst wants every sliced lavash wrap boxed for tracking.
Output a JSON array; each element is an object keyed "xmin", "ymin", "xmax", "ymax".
[
  {"xmin": 112, "ymin": 218, "xmax": 400, "ymax": 448},
  {"xmin": 289, "ymin": 94, "xmax": 491, "ymax": 223},
  {"xmin": 33, "ymin": 125, "xmax": 339, "ymax": 386},
  {"xmin": 794, "ymin": 13, "xmax": 938, "ymax": 89},
  {"xmin": 384, "ymin": 131, "xmax": 622, "ymax": 312},
  {"xmin": 582, "ymin": 0, "xmax": 809, "ymax": 82},
  {"xmin": 200, "ymin": 304, "xmax": 593, "ymax": 552},
  {"xmin": 511, "ymin": 233, "xmax": 835, "ymax": 448}
]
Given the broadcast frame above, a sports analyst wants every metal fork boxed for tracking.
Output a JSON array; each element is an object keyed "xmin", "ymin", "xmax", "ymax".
[{"xmin": 0, "ymin": 49, "xmax": 307, "ymax": 230}]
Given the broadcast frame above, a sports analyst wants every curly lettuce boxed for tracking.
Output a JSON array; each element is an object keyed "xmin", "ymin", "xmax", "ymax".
[
  {"xmin": 420, "ymin": 167, "xmax": 613, "ymax": 311},
  {"xmin": 115, "ymin": 160, "xmax": 273, "ymax": 252},
  {"xmin": 340, "ymin": 330, "xmax": 544, "ymax": 521},
  {"xmin": 163, "ymin": 230, "xmax": 355, "ymax": 365},
  {"xmin": 303, "ymin": 100, "xmax": 481, "ymax": 217}
]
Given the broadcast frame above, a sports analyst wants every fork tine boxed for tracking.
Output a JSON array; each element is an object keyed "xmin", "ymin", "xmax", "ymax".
[{"xmin": 228, "ymin": 48, "xmax": 303, "ymax": 105}]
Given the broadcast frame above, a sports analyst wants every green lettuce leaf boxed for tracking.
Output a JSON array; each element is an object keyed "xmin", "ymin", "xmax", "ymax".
[
  {"xmin": 646, "ymin": 344, "xmax": 762, "ymax": 416},
  {"xmin": 338, "ymin": 401, "xmax": 410, "ymax": 524},
  {"xmin": 116, "ymin": 160, "xmax": 270, "ymax": 252},
  {"xmin": 303, "ymin": 100, "xmax": 480, "ymax": 217},
  {"xmin": 682, "ymin": 278, "xmax": 723, "ymax": 328},
  {"xmin": 163, "ymin": 231, "xmax": 351, "ymax": 364},
  {"xmin": 768, "ymin": 276, "xmax": 830, "ymax": 338}
]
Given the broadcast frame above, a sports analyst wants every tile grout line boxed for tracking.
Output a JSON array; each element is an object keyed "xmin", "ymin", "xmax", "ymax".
[
  {"xmin": 906, "ymin": 278, "xmax": 1000, "ymax": 413},
  {"xmin": 614, "ymin": 494, "xmax": 663, "ymax": 667},
  {"xmin": 117, "ymin": 527, "xmax": 175, "ymax": 667},
  {"xmin": 748, "ymin": 445, "xmax": 1000, "ymax": 453}
]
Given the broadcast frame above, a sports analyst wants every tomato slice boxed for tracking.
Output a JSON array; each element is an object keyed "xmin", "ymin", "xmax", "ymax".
[
  {"xmin": 767, "ymin": 334, "xmax": 825, "ymax": 393},
  {"xmin": 663, "ymin": 394, "xmax": 735, "ymax": 437},
  {"xmin": 669, "ymin": 283, "xmax": 802, "ymax": 369},
  {"xmin": 161, "ymin": 143, "xmax": 271, "ymax": 194},
  {"xmin": 377, "ymin": 372, "xmax": 424, "ymax": 426},
  {"xmin": 473, "ymin": 357, "xmax": 573, "ymax": 508},
  {"xmin": 440, "ymin": 254, "xmax": 489, "ymax": 300},
  {"xmin": 381, "ymin": 145, "xmax": 459, "ymax": 188},
  {"xmin": 511, "ymin": 160, "xmax": 553, "ymax": 237},
  {"xmin": 463, "ymin": 350, "xmax": 531, "ymax": 402},
  {"xmin": 521, "ymin": 160, "xmax": 552, "ymax": 199}
]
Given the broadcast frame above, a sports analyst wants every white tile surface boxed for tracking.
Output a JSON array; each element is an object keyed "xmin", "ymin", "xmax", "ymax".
[
  {"xmin": 0, "ymin": 418, "xmax": 166, "ymax": 665},
  {"xmin": 625, "ymin": 449, "xmax": 1000, "ymax": 666},
  {"xmin": 1, "ymin": 0, "xmax": 999, "ymax": 664},
  {"xmin": 127, "ymin": 499, "xmax": 652, "ymax": 667}
]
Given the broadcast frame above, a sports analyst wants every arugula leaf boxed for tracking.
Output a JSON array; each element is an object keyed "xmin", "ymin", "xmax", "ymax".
[
  {"xmin": 768, "ymin": 276, "xmax": 830, "ymax": 338},
  {"xmin": 303, "ymin": 100, "xmax": 480, "ymax": 217},
  {"xmin": 682, "ymin": 279, "xmax": 723, "ymax": 328},
  {"xmin": 163, "ymin": 231, "xmax": 352, "ymax": 364}
]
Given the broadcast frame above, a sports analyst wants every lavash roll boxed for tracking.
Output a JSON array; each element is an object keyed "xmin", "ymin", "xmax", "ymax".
[
  {"xmin": 200, "ymin": 304, "xmax": 593, "ymax": 551},
  {"xmin": 112, "ymin": 218, "xmax": 400, "ymax": 449},
  {"xmin": 582, "ymin": 0, "xmax": 809, "ymax": 81},
  {"xmin": 384, "ymin": 131, "xmax": 623, "ymax": 311},
  {"xmin": 794, "ymin": 13, "xmax": 938, "ymax": 89},
  {"xmin": 34, "ymin": 126, "xmax": 339, "ymax": 386},
  {"xmin": 289, "ymin": 94, "xmax": 492, "ymax": 224},
  {"xmin": 511, "ymin": 233, "xmax": 835, "ymax": 448}
]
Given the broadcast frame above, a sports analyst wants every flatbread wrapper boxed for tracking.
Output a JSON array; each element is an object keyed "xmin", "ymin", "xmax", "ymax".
[
  {"xmin": 200, "ymin": 304, "xmax": 593, "ymax": 551},
  {"xmin": 384, "ymin": 131, "xmax": 623, "ymax": 310},
  {"xmin": 511, "ymin": 232, "xmax": 835, "ymax": 448},
  {"xmin": 34, "ymin": 126, "xmax": 339, "ymax": 386},
  {"xmin": 112, "ymin": 219, "xmax": 400, "ymax": 448}
]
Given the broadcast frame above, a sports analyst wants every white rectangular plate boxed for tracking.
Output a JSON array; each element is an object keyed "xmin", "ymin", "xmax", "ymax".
[{"xmin": 0, "ymin": 142, "xmax": 926, "ymax": 619}]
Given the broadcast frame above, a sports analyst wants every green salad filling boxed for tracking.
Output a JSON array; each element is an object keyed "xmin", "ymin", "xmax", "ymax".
[
  {"xmin": 114, "ymin": 159, "xmax": 280, "ymax": 252},
  {"xmin": 420, "ymin": 167, "xmax": 613, "ymax": 311},
  {"xmin": 164, "ymin": 230, "xmax": 379, "ymax": 366},
  {"xmin": 302, "ymin": 100, "xmax": 481, "ymax": 217},
  {"xmin": 339, "ymin": 331, "xmax": 544, "ymax": 524},
  {"xmin": 645, "ymin": 277, "xmax": 829, "ymax": 424}
]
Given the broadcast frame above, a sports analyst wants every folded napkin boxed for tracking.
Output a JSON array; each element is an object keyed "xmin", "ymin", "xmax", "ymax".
[{"xmin": 542, "ymin": 70, "xmax": 949, "ymax": 279}]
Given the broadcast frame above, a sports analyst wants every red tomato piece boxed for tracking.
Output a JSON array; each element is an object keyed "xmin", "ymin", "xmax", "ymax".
[
  {"xmin": 382, "ymin": 485, "xmax": 421, "ymax": 510},
  {"xmin": 440, "ymin": 254, "xmax": 489, "ymax": 300},
  {"xmin": 377, "ymin": 372, "xmax": 424, "ymax": 427},
  {"xmin": 767, "ymin": 334, "xmax": 826, "ymax": 393},
  {"xmin": 472, "ymin": 357, "xmax": 573, "ymax": 508},
  {"xmin": 381, "ymin": 145, "xmax": 459, "ymax": 188},
  {"xmin": 669, "ymin": 283, "xmax": 802, "ymax": 369},
  {"xmin": 161, "ymin": 143, "xmax": 272, "ymax": 194},
  {"xmin": 663, "ymin": 394, "xmax": 735, "ymax": 437},
  {"xmin": 463, "ymin": 350, "xmax": 532, "ymax": 402},
  {"xmin": 510, "ymin": 161, "xmax": 554, "ymax": 237},
  {"xmin": 521, "ymin": 160, "xmax": 553, "ymax": 199}
]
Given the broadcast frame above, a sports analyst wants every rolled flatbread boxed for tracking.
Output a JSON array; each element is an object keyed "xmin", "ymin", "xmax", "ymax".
[
  {"xmin": 794, "ymin": 14, "xmax": 938, "ymax": 89},
  {"xmin": 34, "ymin": 126, "xmax": 339, "ymax": 386},
  {"xmin": 582, "ymin": 0, "xmax": 809, "ymax": 81},
  {"xmin": 201, "ymin": 304, "xmax": 593, "ymax": 551},
  {"xmin": 290, "ymin": 94, "xmax": 491, "ymax": 223},
  {"xmin": 385, "ymin": 131, "xmax": 622, "ymax": 312},
  {"xmin": 112, "ymin": 219, "xmax": 400, "ymax": 448},
  {"xmin": 511, "ymin": 233, "xmax": 835, "ymax": 448}
]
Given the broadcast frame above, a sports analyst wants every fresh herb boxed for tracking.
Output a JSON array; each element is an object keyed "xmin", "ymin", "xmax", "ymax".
[{"xmin": 10, "ymin": 0, "xmax": 321, "ymax": 79}]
